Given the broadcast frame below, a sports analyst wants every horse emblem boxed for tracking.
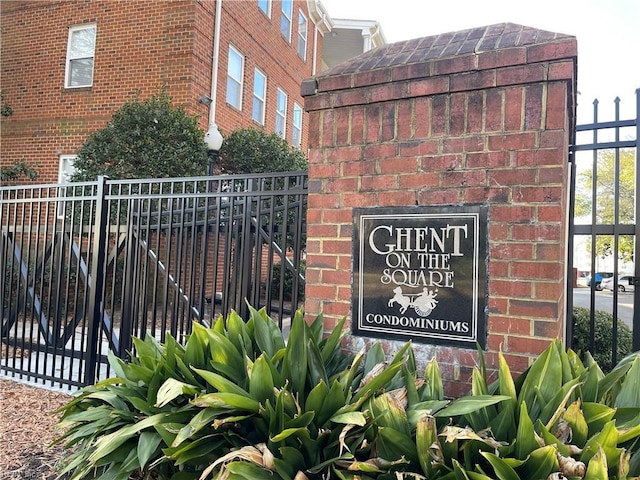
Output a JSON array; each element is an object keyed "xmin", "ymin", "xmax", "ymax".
[{"xmin": 388, "ymin": 286, "xmax": 438, "ymax": 317}]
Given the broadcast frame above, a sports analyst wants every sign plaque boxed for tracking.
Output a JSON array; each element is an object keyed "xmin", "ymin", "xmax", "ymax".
[{"xmin": 352, "ymin": 205, "xmax": 488, "ymax": 348}]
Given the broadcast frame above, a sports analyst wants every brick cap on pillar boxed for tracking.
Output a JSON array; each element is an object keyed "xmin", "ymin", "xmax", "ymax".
[{"xmin": 301, "ymin": 22, "xmax": 577, "ymax": 97}]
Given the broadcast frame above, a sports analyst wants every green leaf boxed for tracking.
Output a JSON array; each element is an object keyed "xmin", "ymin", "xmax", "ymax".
[
  {"xmin": 563, "ymin": 400, "xmax": 589, "ymax": 447},
  {"xmin": 363, "ymin": 343, "xmax": 386, "ymax": 375},
  {"xmin": 489, "ymin": 402, "xmax": 516, "ymax": 442},
  {"xmin": 539, "ymin": 377, "xmax": 581, "ymax": 428},
  {"xmin": 424, "ymin": 357, "xmax": 444, "ymax": 401},
  {"xmin": 283, "ymin": 311, "xmax": 308, "ymax": 395},
  {"xmin": 285, "ymin": 410, "xmax": 315, "ymax": 429},
  {"xmin": 584, "ymin": 446, "xmax": 609, "ymax": 479},
  {"xmin": 515, "ymin": 402, "xmax": 539, "ymax": 460},
  {"xmin": 317, "ymin": 379, "xmax": 348, "ymax": 427},
  {"xmin": 167, "ymin": 434, "xmax": 225, "ymax": 467},
  {"xmin": 498, "ymin": 351, "xmax": 517, "ymax": 410},
  {"xmin": 577, "ymin": 364, "xmax": 603, "ymax": 405},
  {"xmin": 184, "ymin": 323, "xmax": 207, "ymax": 369},
  {"xmin": 416, "ymin": 416, "xmax": 438, "ymax": 475},
  {"xmin": 320, "ymin": 316, "xmax": 346, "ymax": 364},
  {"xmin": 88, "ymin": 412, "xmax": 177, "ymax": 463},
  {"xmin": 435, "ymin": 395, "xmax": 511, "ymax": 418},
  {"xmin": 616, "ymin": 412, "xmax": 640, "ymax": 443},
  {"xmin": 248, "ymin": 304, "xmax": 285, "ymax": 358},
  {"xmin": 305, "ymin": 379, "xmax": 328, "ymax": 414},
  {"xmin": 408, "ymin": 400, "xmax": 450, "ymax": 426},
  {"xmin": 225, "ymin": 460, "xmax": 273, "ymax": 480},
  {"xmin": 518, "ymin": 340, "xmax": 562, "ymax": 419},
  {"xmin": 481, "ymin": 451, "xmax": 520, "ymax": 480},
  {"xmin": 137, "ymin": 431, "xmax": 162, "ymax": 469},
  {"xmin": 331, "ymin": 411, "xmax": 367, "ymax": 426},
  {"xmin": 598, "ymin": 353, "xmax": 638, "ymax": 401},
  {"xmin": 580, "ymin": 420, "xmax": 621, "ymax": 466},
  {"xmin": 372, "ymin": 392, "xmax": 410, "ymax": 436},
  {"xmin": 192, "ymin": 367, "xmax": 250, "ymax": 396},
  {"xmin": 249, "ymin": 354, "xmax": 275, "ymax": 405},
  {"xmin": 307, "ymin": 337, "xmax": 329, "ymax": 387},
  {"xmin": 226, "ymin": 310, "xmax": 253, "ymax": 356},
  {"xmin": 466, "ymin": 368, "xmax": 493, "ymax": 431},
  {"xmin": 516, "ymin": 446, "xmax": 558, "ymax": 480},
  {"xmin": 206, "ymin": 329, "xmax": 246, "ymax": 386},
  {"xmin": 172, "ymin": 407, "xmax": 219, "ymax": 447},
  {"xmin": 353, "ymin": 361, "xmax": 404, "ymax": 404},
  {"xmin": 275, "ymin": 446, "xmax": 306, "ymax": 479},
  {"xmin": 536, "ymin": 420, "xmax": 572, "ymax": 456},
  {"xmin": 192, "ymin": 392, "xmax": 260, "ymax": 412},
  {"xmin": 377, "ymin": 426, "xmax": 418, "ymax": 464},
  {"xmin": 582, "ymin": 402, "xmax": 616, "ymax": 437},
  {"xmin": 155, "ymin": 378, "xmax": 199, "ymax": 408},
  {"xmin": 270, "ymin": 426, "xmax": 310, "ymax": 443},
  {"xmin": 615, "ymin": 357, "xmax": 640, "ymax": 408}
]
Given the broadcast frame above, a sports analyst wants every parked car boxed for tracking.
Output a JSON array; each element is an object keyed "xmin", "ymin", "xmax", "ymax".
[
  {"xmin": 586, "ymin": 272, "xmax": 614, "ymax": 290},
  {"xmin": 602, "ymin": 275, "xmax": 635, "ymax": 293}
]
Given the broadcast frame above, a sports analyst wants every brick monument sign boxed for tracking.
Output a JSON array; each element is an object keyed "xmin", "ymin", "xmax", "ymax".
[{"xmin": 301, "ymin": 23, "xmax": 577, "ymax": 395}]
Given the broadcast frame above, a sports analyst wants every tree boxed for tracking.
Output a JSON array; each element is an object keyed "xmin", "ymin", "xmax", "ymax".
[
  {"xmin": 0, "ymin": 160, "xmax": 38, "ymax": 184},
  {"xmin": 217, "ymin": 127, "xmax": 307, "ymax": 174},
  {"xmin": 574, "ymin": 148, "xmax": 635, "ymax": 261},
  {"xmin": 71, "ymin": 90, "xmax": 208, "ymax": 181}
]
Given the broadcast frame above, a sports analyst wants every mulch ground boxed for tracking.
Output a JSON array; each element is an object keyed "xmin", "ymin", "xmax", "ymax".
[{"xmin": 0, "ymin": 377, "xmax": 73, "ymax": 479}]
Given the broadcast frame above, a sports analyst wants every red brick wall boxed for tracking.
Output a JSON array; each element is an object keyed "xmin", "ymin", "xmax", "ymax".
[
  {"xmin": 215, "ymin": 0, "xmax": 317, "ymax": 146},
  {"xmin": 302, "ymin": 23, "xmax": 577, "ymax": 396},
  {"xmin": 1, "ymin": 0, "xmax": 317, "ymax": 184}
]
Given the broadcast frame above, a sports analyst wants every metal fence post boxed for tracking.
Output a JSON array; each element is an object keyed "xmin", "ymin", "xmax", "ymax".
[
  {"xmin": 84, "ymin": 176, "xmax": 109, "ymax": 386},
  {"xmin": 633, "ymin": 88, "xmax": 640, "ymax": 352}
]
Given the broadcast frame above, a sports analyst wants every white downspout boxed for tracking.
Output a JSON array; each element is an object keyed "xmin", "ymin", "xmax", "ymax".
[
  {"xmin": 209, "ymin": 0, "xmax": 223, "ymax": 127},
  {"xmin": 312, "ymin": 23, "xmax": 318, "ymax": 75}
]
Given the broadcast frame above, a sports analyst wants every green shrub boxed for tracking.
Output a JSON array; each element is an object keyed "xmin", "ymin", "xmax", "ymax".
[
  {"xmin": 217, "ymin": 127, "xmax": 307, "ymax": 174},
  {"xmin": 271, "ymin": 259, "xmax": 305, "ymax": 301},
  {"xmin": 70, "ymin": 89, "xmax": 208, "ymax": 181},
  {"xmin": 572, "ymin": 306, "xmax": 633, "ymax": 372},
  {"xmin": 54, "ymin": 307, "xmax": 640, "ymax": 480}
]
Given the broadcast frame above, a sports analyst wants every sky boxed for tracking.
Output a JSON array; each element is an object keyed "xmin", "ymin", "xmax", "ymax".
[{"xmin": 320, "ymin": 0, "xmax": 639, "ymax": 124}]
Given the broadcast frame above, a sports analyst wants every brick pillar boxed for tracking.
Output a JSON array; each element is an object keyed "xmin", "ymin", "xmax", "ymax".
[{"xmin": 302, "ymin": 23, "xmax": 577, "ymax": 396}]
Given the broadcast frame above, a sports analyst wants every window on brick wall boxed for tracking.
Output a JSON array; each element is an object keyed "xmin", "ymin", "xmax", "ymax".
[
  {"xmin": 252, "ymin": 68, "xmax": 267, "ymax": 125},
  {"xmin": 65, "ymin": 24, "xmax": 96, "ymax": 88},
  {"xmin": 292, "ymin": 102, "xmax": 302, "ymax": 148},
  {"xmin": 280, "ymin": 0, "xmax": 292, "ymax": 42},
  {"xmin": 226, "ymin": 46, "xmax": 244, "ymax": 110},
  {"xmin": 275, "ymin": 88, "xmax": 287, "ymax": 139},
  {"xmin": 57, "ymin": 155, "xmax": 76, "ymax": 218},
  {"xmin": 297, "ymin": 12, "xmax": 307, "ymax": 60},
  {"xmin": 258, "ymin": 0, "xmax": 271, "ymax": 17}
]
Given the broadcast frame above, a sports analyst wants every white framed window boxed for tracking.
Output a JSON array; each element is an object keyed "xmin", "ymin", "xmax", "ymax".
[
  {"xmin": 280, "ymin": 0, "xmax": 292, "ymax": 42},
  {"xmin": 58, "ymin": 155, "xmax": 76, "ymax": 184},
  {"xmin": 258, "ymin": 0, "xmax": 271, "ymax": 17},
  {"xmin": 275, "ymin": 88, "xmax": 287, "ymax": 138},
  {"xmin": 252, "ymin": 68, "xmax": 267, "ymax": 125},
  {"xmin": 297, "ymin": 12, "xmax": 308, "ymax": 60},
  {"xmin": 65, "ymin": 24, "xmax": 96, "ymax": 88},
  {"xmin": 57, "ymin": 155, "xmax": 77, "ymax": 218},
  {"xmin": 226, "ymin": 45, "xmax": 244, "ymax": 110},
  {"xmin": 292, "ymin": 103, "xmax": 303, "ymax": 148}
]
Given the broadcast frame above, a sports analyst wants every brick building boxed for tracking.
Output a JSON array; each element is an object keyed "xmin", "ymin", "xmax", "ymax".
[{"xmin": 0, "ymin": 0, "xmax": 383, "ymax": 184}]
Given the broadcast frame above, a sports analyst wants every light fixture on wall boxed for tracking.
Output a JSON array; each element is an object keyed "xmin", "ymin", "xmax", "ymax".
[
  {"xmin": 198, "ymin": 94, "xmax": 213, "ymax": 106},
  {"xmin": 204, "ymin": 123, "xmax": 223, "ymax": 175}
]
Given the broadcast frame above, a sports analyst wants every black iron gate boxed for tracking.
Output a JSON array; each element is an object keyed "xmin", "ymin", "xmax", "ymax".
[
  {"xmin": 568, "ymin": 89, "xmax": 640, "ymax": 365},
  {"xmin": 1, "ymin": 172, "xmax": 307, "ymax": 389}
]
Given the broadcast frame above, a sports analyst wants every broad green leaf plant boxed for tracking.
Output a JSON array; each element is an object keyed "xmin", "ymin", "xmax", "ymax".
[{"xmin": 54, "ymin": 306, "xmax": 640, "ymax": 480}]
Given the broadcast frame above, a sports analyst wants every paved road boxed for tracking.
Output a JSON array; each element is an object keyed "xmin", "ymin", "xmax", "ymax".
[{"xmin": 572, "ymin": 287, "xmax": 634, "ymax": 328}]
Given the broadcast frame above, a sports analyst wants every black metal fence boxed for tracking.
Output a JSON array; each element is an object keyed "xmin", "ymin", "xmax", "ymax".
[
  {"xmin": 1, "ymin": 172, "xmax": 307, "ymax": 389},
  {"xmin": 568, "ymin": 89, "xmax": 640, "ymax": 364}
]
